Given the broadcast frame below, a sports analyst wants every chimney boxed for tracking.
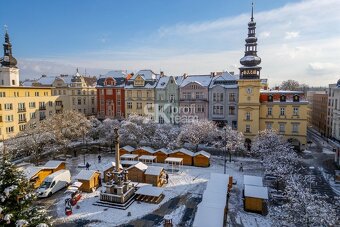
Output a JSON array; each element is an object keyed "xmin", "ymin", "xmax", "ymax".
[
  {"xmin": 42, "ymin": 74, "xmax": 47, "ymax": 78},
  {"xmin": 160, "ymin": 71, "xmax": 164, "ymax": 77},
  {"xmin": 229, "ymin": 71, "xmax": 234, "ymax": 75},
  {"xmin": 183, "ymin": 73, "xmax": 188, "ymax": 79},
  {"xmin": 210, "ymin": 72, "xmax": 216, "ymax": 77}
]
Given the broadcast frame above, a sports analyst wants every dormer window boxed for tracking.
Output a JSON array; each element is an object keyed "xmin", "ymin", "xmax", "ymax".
[
  {"xmin": 134, "ymin": 75, "xmax": 145, "ymax": 87},
  {"xmin": 280, "ymin": 95, "xmax": 286, "ymax": 102},
  {"xmin": 268, "ymin": 95, "xmax": 273, "ymax": 102},
  {"xmin": 293, "ymin": 95, "xmax": 300, "ymax": 102}
]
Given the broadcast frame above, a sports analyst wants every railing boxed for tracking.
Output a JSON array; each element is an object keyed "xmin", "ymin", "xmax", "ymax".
[
  {"xmin": 17, "ymin": 108, "xmax": 26, "ymax": 113},
  {"xmin": 39, "ymin": 106, "xmax": 46, "ymax": 110},
  {"xmin": 19, "ymin": 119, "xmax": 27, "ymax": 123}
]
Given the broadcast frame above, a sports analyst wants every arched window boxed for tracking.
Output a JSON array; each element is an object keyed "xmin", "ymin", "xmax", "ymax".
[{"xmin": 280, "ymin": 95, "xmax": 286, "ymax": 102}]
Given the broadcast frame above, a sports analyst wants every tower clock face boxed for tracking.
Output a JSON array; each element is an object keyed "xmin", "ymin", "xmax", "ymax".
[
  {"xmin": 246, "ymin": 87, "xmax": 253, "ymax": 94},
  {"xmin": 4, "ymin": 56, "xmax": 9, "ymax": 61}
]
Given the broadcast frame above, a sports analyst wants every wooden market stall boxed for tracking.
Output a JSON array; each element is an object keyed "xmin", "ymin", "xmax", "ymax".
[
  {"xmin": 144, "ymin": 166, "xmax": 166, "ymax": 187},
  {"xmin": 243, "ymin": 185, "xmax": 268, "ymax": 214},
  {"xmin": 43, "ymin": 160, "xmax": 66, "ymax": 172},
  {"xmin": 127, "ymin": 162, "xmax": 148, "ymax": 183},
  {"xmin": 133, "ymin": 146, "xmax": 156, "ymax": 157},
  {"xmin": 193, "ymin": 150, "xmax": 211, "ymax": 167},
  {"xmin": 154, "ymin": 148, "xmax": 170, "ymax": 163},
  {"xmin": 119, "ymin": 145, "xmax": 135, "ymax": 156},
  {"xmin": 120, "ymin": 154, "xmax": 139, "ymax": 161},
  {"xmin": 76, "ymin": 170, "xmax": 101, "ymax": 193},
  {"xmin": 169, "ymin": 148, "xmax": 194, "ymax": 166},
  {"xmin": 164, "ymin": 157, "xmax": 183, "ymax": 173},
  {"xmin": 135, "ymin": 185, "xmax": 164, "ymax": 204},
  {"xmin": 103, "ymin": 162, "xmax": 123, "ymax": 183},
  {"xmin": 138, "ymin": 155, "xmax": 157, "ymax": 165},
  {"xmin": 244, "ymin": 175, "xmax": 263, "ymax": 187}
]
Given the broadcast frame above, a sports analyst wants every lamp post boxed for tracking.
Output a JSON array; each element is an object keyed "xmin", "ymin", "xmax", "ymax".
[{"xmin": 224, "ymin": 127, "xmax": 227, "ymax": 174}]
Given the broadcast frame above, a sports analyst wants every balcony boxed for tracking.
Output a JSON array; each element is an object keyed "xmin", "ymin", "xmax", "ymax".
[
  {"xmin": 18, "ymin": 108, "xmax": 26, "ymax": 113},
  {"xmin": 19, "ymin": 119, "xmax": 27, "ymax": 124},
  {"xmin": 39, "ymin": 106, "xmax": 46, "ymax": 110}
]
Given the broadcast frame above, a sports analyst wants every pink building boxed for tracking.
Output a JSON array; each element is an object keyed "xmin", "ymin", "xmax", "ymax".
[{"xmin": 179, "ymin": 74, "xmax": 213, "ymax": 123}]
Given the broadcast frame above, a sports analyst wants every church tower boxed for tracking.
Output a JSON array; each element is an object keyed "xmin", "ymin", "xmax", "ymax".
[
  {"xmin": 237, "ymin": 3, "xmax": 262, "ymax": 146},
  {"xmin": 0, "ymin": 28, "xmax": 19, "ymax": 86}
]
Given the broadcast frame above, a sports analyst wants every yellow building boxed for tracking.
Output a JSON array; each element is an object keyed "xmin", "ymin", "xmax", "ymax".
[
  {"xmin": 0, "ymin": 31, "xmax": 60, "ymax": 140},
  {"xmin": 237, "ymin": 5, "xmax": 307, "ymax": 150},
  {"xmin": 125, "ymin": 70, "xmax": 159, "ymax": 119}
]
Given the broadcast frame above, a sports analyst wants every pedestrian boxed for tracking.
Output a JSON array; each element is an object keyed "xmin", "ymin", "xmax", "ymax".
[
  {"xmin": 239, "ymin": 162, "xmax": 243, "ymax": 172},
  {"xmin": 86, "ymin": 162, "xmax": 90, "ymax": 170},
  {"xmin": 73, "ymin": 150, "xmax": 77, "ymax": 157},
  {"xmin": 98, "ymin": 155, "xmax": 102, "ymax": 163},
  {"xmin": 166, "ymin": 173, "xmax": 169, "ymax": 184}
]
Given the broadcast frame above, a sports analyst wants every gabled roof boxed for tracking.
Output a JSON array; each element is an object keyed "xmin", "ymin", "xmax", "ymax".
[
  {"xmin": 156, "ymin": 76, "xmax": 170, "ymax": 89},
  {"xmin": 209, "ymin": 72, "xmax": 238, "ymax": 89},
  {"xmin": 24, "ymin": 166, "xmax": 42, "ymax": 179},
  {"xmin": 138, "ymin": 146, "xmax": 156, "ymax": 154},
  {"xmin": 130, "ymin": 69, "xmax": 159, "ymax": 81},
  {"xmin": 194, "ymin": 150, "xmax": 211, "ymax": 158},
  {"xmin": 156, "ymin": 148, "xmax": 171, "ymax": 154},
  {"xmin": 145, "ymin": 166, "xmax": 164, "ymax": 176},
  {"xmin": 171, "ymin": 148, "xmax": 194, "ymax": 156},
  {"xmin": 121, "ymin": 145, "xmax": 135, "ymax": 153},
  {"xmin": 128, "ymin": 162, "xmax": 148, "ymax": 171},
  {"xmin": 76, "ymin": 170, "xmax": 99, "ymax": 180},
  {"xmin": 180, "ymin": 75, "xmax": 212, "ymax": 88},
  {"xmin": 43, "ymin": 160, "xmax": 65, "ymax": 169},
  {"xmin": 83, "ymin": 76, "xmax": 97, "ymax": 86}
]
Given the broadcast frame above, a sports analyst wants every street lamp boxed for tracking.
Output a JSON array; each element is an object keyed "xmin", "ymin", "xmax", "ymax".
[{"xmin": 224, "ymin": 127, "xmax": 227, "ymax": 174}]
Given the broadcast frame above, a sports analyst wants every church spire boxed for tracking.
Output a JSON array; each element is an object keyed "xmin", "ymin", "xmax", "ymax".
[
  {"xmin": 239, "ymin": 2, "xmax": 261, "ymax": 80},
  {"xmin": 1, "ymin": 27, "xmax": 17, "ymax": 68}
]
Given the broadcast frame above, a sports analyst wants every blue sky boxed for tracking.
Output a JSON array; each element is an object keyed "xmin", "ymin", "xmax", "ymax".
[{"xmin": 1, "ymin": 0, "xmax": 339, "ymax": 86}]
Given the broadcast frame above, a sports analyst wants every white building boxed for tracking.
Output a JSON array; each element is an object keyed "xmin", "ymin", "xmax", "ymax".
[{"xmin": 327, "ymin": 79, "xmax": 340, "ymax": 142}]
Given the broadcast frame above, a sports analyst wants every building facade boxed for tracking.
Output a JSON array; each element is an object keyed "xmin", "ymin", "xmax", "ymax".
[
  {"xmin": 327, "ymin": 80, "xmax": 340, "ymax": 142},
  {"xmin": 308, "ymin": 92, "xmax": 328, "ymax": 136},
  {"xmin": 179, "ymin": 74, "xmax": 212, "ymax": 122},
  {"xmin": 0, "ymin": 31, "xmax": 58, "ymax": 140},
  {"xmin": 96, "ymin": 71, "xmax": 128, "ymax": 120},
  {"xmin": 209, "ymin": 72, "xmax": 239, "ymax": 128},
  {"xmin": 125, "ymin": 70, "xmax": 159, "ymax": 119},
  {"xmin": 155, "ymin": 74, "xmax": 181, "ymax": 124}
]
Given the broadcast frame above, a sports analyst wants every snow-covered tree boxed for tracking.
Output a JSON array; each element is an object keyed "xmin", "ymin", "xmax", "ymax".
[
  {"xmin": 150, "ymin": 124, "xmax": 181, "ymax": 149},
  {"xmin": 279, "ymin": 80, "xmax": 300, "ymax": 91},
  {"xmin": 214, "ymin": 126, "xmax": 245, "ymax": 161},
  {"xmin": 272, "ymin": 175, "xmax": 337, "ymax": 227},
  {"xmin": 177, "ymin": 120, "xmax": 218, "ymax": 152},
  {"xmin": 0, "ymin": 158, "xmax": 50, "ymax": 226},
  {"xmin": 87, "ymin": 117, "xmax": 103, "ymax": 141}
]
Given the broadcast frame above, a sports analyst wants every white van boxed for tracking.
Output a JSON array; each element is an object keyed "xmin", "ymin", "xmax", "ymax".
[{"xmin": 37, "ymin": 170, "xmax": 71, "ymax": 198}]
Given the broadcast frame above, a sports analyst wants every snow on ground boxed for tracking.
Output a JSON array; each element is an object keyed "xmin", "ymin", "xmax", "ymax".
[
  {"xmin": 52, "ymin": 154, "xmax": 273, "ymax": 226},
  {"xmin": 303, "ymin": 149, "xmax": 312, "ymax": 154},
  {"xmin": 322, "ymin": 148, "xmax": 335, "ymax": 154}
]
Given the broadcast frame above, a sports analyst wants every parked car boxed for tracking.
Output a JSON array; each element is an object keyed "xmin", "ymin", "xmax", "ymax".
[{"xmin": 37, "ymin": 170, "xmax": 71, "ymax": 198}]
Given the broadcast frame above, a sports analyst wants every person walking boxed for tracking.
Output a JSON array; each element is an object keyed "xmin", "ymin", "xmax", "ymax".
[
  {"xmin": 98, "ymin": 155, "xmax": 102, "ymax": 163},
  {"xmin": 165, "ymin": 173, "xmax": 169, "ymax": 184},
  {"xmin": 86, "ymin": 162, "xmax": 90, "ymax": 170},
  {"xmin": 239, "ymin": 162, "xmax": 244, "ymax": 172}
]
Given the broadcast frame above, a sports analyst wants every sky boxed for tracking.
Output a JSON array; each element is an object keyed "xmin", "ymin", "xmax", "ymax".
[{"xmin": 0, "ymin": 0, "xmax": 339, "ymax": 86}]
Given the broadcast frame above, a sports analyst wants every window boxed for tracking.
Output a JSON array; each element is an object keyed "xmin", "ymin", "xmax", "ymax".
[
  {"xmin": 39, "ymin": 102, "xmax": 46, "ymax": 110},
  {"xmin": 191, "ymin": 84, "xmax": 198, "ymax": 89},
  {"xmin": 48, "ymin": 101, "xmax": 53, "ymax": 107},
  {"xmin": 39, "ymin": 111, "xmax": 46, "ymax": 120},
  {"xmin": 83, "ymin": 98, "xmax": 86, "ymax": 105},
  {"xmin": 229, "ymin": 106, "xmax": 235, "ymax": 115},
  {"xmin": 213, "ymin": 106, "xmax": 224, "ymax": 115},
  {"xmin": 30, "ymin": 112, "xmax": 36, "ymax": 119},
  {"xmin": 280, "ymin": 107, "xmax": 285, "ymax": 116},
  {"xmin": 268, "ymin": 95, "xmax": 273, "ymax": 102},
  {"xmin": 137, "ymin": 91, "xmax": 142, "ymax": 98},
  {"xmin": 279, "ymin": 123, "xmax": 285, "ymax": 133},
  {"xmin": 18, "ymin": 103, "xmax": 25, "ymax": 111},
  {"xmin": 292, "ymin": 123, "xmax": 299, "ymax": 133},
  {"xmin": 195, "ymin": 92, "xmax": 204, "ymax": 99},
  {"xmin": 127, "ymin": 91, "xmax": 132, "ymax": 98},
  {"xmin": 127, "ymin": 102, "xmax": 132, "ymax": 109},
  {"xmin": 25, "ymin": 91, "xmax": 30, "ymax": 97},
  {"xmin": 137, "ymin": 103, "xmax": 142, "ymax": 109},
  {"xmin": 117, "ymin": 90, "xmax": 121, "ymax": 95},
  {"xmin": 183, "ymin": 92, "xmax": 191, "ymax": 100},
  {"xmin": 280, "ymin": 95, "xmax": 286, "ymax": 102},
  {"xmin": 266, "ymin": 122, "xmax": 272, "ymax": 130},
  {"xmin": 293, "ymin": 95, "xmax": 300, "ymax": 102},
  {"xmin": 159, "ymin": 105, "xmax": 164, "ymax": 112},
  {"xmin": 213, "ymin": 93, "xmax": 223, "ymax": 102},
  {"xmin": 92, "ymin": 108, "xmax": 95, "ymax": 113},
  {"xmin": 267, "ymin": 107, "xmax": 272, "ymax": 116},
  {"xmin": 4, "ymin": 103, "xmax": 13, "ymax": 110},
  {"xmin": 232, "ymin": 121, "xmax": 237, "ymax": 130},
  {"xmin": 12, "ymin": 80, "xmax": 15, "ymax": 85},
  {"xmin": 5, "ymin": 115, "xmax": 14, "ymax": 122},
  {"xmin": 18, "ymin": 113, "xmax": 26, "ymax": 122},
  {"xmin": 246, "ymin": 112, "xmax": 251, "ymax": 121},
  {"xmin": 91, "ymin": 97, "xmax": 95, "ymax": 105},
  {"xmin": 6, "ymin": 127, "xmax": 14, "ymax": 134},
  {"xmin": 245, "ymin": 125, "xmax": 250, "ymax": 133},
  {"xmin": 159, "ymin": 116, "xmax": 165, "ymax": 124},
  {"xmin": 29, "ymin": 102, "xmax": 36, "ymax": 108},
  {"xmin": 0, "ymin": 92, "xmax": 5, "ymax": 97},
  {"xmin": 293, "ymin": 107, "xmax": 299, "ymax": 116},
  {"xmin": 159, "ymin": 94, "xmax": 164, "ymax": 100},
  {"xmin": 19, "ymin": 125, "xmax": 26, "ymax": 131},
  {"xmin": 77, "ymin": 90, "xmax": 81, "ymax": 95},
  {"xmin": 107, "ymin": 89, "xmax": 113, "ymax": 95},
  {"xmin": 91, "ymin": 90, "xmax": 95, "ymax": 95},
  {"xmin": 147, "ymin": 91, "xmax": 151, "ymax": 98},
  {"xmin": 196, "ymin": 104, "xmax": 204, "ymax": 113},
  {"xmin": 34, "ymin": 92, "xmax": 39, "ymax": 97},
  {"xmin": 169, "ymin": 94, "xmax": 175, "ymax": 103},
  {"xmin": 78, "ymin": 98, "xmax": 81, "ymax": 105},
  {"xmin": 229, "ymin": 93, "xmax": 235, "ymax": 102}
]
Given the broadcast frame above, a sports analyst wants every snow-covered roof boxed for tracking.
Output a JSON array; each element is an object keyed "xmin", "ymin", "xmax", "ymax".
[
  {"xmin": 193, "ymin": 203, "xmax": 225, "ymax": 227},
  {"xmin": 156, "ymin": 148, "xmax": 170, "ymax": 154},
  {"xmin": 36, "ymin": 76, "xmax": 56, "ymax": 86},
  {"xmin": 145, "ymin": 166, "xmax": 164, "ymax": 176},
  {"xmin": 180, "ymin": 75, "xmax": 212, "ymax": 88},
  {"xmin": 120, "ymin": 154, "xmax": 139, "ymax": 160},
  {"xmin": 156, "ymin": 76, "xmax": 170, "ymax": 89},
  {"xmin": 244, "ymin": 175, "xmax": 263, "ymax": 187},
  {"xmin": 76, "ymin": 170, "xmax": 99, "ymax": 180},
  {"xmin": 138, "ymin": 155, "xmax": 157, "ymax": 161},
  {"xmin": 164, "ymin": 157, "xmax": 183, "ymax": 163},
  {"xmin": 260, "ymin": 90, "xmax": 304, "ymax": 94},
  {"xmin": 138, "ymin": 146, "xmax": 156, "ymax": 154},
  {"xmin": 121, "ymin": 145, "xmax": 135, "ymax": 153},
  {"xmin": 43, "ymin": 160, "xmax": 65, "ymax": 169},
  {"xmin": 194, "ymin": 150, "xmax": 211, "ymax": 158},
  {"xmin": 24, "ymin": 166, "xmax": 42, "ymax": 179},
  {"xmin": 128, "ymin": 162, "xmax": 148, "ymax": 171},
  {"xmin": 121, "ymin": 160, "xmax": 138, "ymax": 166},
  {"xmin": 103, "ymin": 162, "xmax": 123, "ymax": 170},
  {"xmin": 104, "ymin": 70, "xmax": 127, "ymax": 78},
  {"xmin": 210, "ymin": 72, "xmax": 238, "ymax": 89},
  {"xmin": 135, "ymin": 185, "xmax": 163, "ymax": 197},
  {"xmin": 130, "ymin": 69, "xmax": 158, "ymax": 81},
  {"xmin": 171, "ymin": 148, "xmax": 194, "ymax": 156},
  {"xmin": 46, "ymin": 169, "xmax": 69, "ymax": 179},
  {"xmin": 244, "ymin": 185, "xmax": 269, "ymax": 199}
]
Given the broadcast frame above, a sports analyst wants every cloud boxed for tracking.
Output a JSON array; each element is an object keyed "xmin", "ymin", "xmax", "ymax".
[
  {"xmin": 285, "ymin": 31, "xmax": 299, "ymax": 39},
  {"xmin": 18, "ymin": 0, "xmax": 340, "ymax": 86}
]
